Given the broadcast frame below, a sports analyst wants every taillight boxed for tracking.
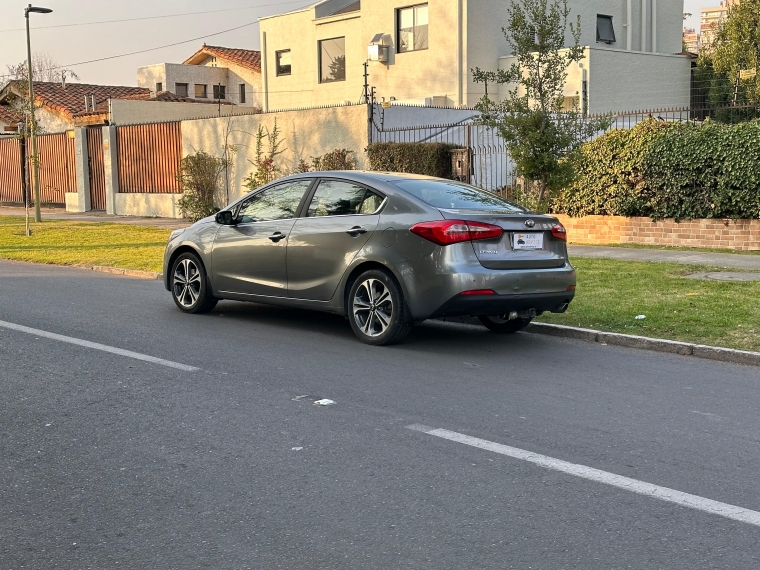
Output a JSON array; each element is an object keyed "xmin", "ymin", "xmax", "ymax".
[
  {"xmin": 410, "ymin": 220, "xmax": 503, "ymax": 246},
  {"xmin": 551, "ymin": 224, "xmax": 567, "ymax": 241},
  {"xmin": 460, "ymin": 289, "xmax": 496, "ymax": 296}
]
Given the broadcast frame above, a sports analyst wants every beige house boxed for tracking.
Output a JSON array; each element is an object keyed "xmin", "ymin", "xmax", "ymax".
[
  {"xmin": 260, "ymin": 0, "xmax": 692, "ymax": 114},
  {"xmin": 138, "ymin": 45, "xmax": 263, "ymax": 109}
]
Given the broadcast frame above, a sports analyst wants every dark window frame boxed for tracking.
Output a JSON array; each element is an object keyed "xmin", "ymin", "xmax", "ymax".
[
  {"xmin": 397, "ymin": 3, "xmax": 429, "ymax": 53},
  {"xmin": 318, "ymin": 37, "xmax": 346, "ymax": 84},
  {"xmin": 213, "ymin": 84, "xmax": 226, "ymax": 100},
  {"xmin": 195, "ymin": 84, "xmax": 208, "ymax": 98},
  {"xmin": 239, "ymin": 83, "xmax": 246, "ymax": 104},
  {"xmin": 175, "ymin": 83, "xmax": 189, "ymax": 97},
  {"xmin": 276, "ymin": 49, "xmax": 292, "ymax": 76},
  {"xmin": 156, "ymin": 82, "xmax": 163, "ymax": 92},
  {"xmin": 596, "ymin": 14, "xmax": 616, "ymax": 44}
]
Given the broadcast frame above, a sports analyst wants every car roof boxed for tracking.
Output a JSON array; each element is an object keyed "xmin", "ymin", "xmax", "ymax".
[{"xmin": 281, "ymin": 171, "xmax": 443, "ymax": 185}]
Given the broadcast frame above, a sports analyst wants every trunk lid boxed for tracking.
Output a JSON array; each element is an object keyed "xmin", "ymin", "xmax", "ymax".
[{"xmin": 438, "ymin": 209, "xmax": 567, "ymax": 270}]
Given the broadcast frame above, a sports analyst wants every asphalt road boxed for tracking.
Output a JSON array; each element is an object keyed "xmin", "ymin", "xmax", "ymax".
[{"xmin": 1, "ymin": 260, "xmax": 759, "ymax": 569}]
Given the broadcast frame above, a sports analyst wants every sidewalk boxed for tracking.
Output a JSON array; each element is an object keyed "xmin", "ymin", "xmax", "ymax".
[
  {"xmin": 569, "ymin": 245, "xmax": 760, "ymax": 271},
  {"xmin": 0, "ymin": 206, "xmax": 190, "ymax": 230}
]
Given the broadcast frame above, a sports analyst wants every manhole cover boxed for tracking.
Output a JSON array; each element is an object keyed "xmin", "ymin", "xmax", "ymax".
[{"xmin": 685, "ymin": 272, "xmax": 760, "ymax": 282}]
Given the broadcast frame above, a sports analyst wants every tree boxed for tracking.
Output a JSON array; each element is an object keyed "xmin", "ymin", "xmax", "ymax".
[
  {"xmin": 6, "ymin": 52, "xmax": 80, "ymax": 84},
  {"xmin": 472, "ymin": 0, "xmax": 611, "ymax": 211},
  {"xmin": 709, "ymin": 0, "xmax": 760, "ymax": 105}
]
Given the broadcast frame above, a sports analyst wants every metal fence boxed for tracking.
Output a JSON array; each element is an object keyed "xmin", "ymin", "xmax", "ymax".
[
  {"xmin": 0, "ymin": 137, "xmax": 23, "ymax": 203},
  {"xmin": 116, "ymin": 122, "xmax": 182, "ymax": 193}
]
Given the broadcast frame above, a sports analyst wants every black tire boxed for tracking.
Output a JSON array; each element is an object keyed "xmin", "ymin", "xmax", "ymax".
[
  {"xmin": 170, "ymin": 252, "xmax": 218, "ymax": 314},
  {"xmin": 347, "ymin": 269, "xmax": 412, "ymax": 346},
  {"xmin": 478, "ymin": 315, "xmax": 532, "ymax": 334}
]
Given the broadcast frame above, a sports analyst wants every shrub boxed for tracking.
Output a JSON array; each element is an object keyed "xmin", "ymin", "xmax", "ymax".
[
  {"xmin": 243, "ymin": 120, "xmax": 284, "ymax": 191},
  {"xmin": 311, "ymin": 148, "xmax": 357, "ymax": 171},
  {"xmin": 365, "ymin": 142, "xmax": 461, "ymax": 178},
  {"xmin": 177, "ymin": 151, "xmax": 226, "ymax": 221},
  {"xmin": 552, "ymin": 119, "xmax": 760, "ymax": 220}
]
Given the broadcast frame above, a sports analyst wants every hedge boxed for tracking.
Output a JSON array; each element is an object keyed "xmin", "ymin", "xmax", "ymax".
[
  {"xmin": 366, "ymin": 142, "xmax": 461, "ymax": 179},
  {"xmin": 552, "ymin": 119, "xmax": 760, "ymax": 220}
]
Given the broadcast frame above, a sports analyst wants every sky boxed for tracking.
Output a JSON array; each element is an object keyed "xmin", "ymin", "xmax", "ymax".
[{"xmin": 0, "ymin": 0, "xmax": 713, "ymax": 87}]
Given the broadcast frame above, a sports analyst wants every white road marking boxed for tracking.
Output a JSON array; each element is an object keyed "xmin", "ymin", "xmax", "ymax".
[
  {"xmin": 0, "ymin": 319, "xmax": 199, "ymax": 372},
  {"xmin": 407, "ymin": 424, "xmax": 760, "ymax": 528}
]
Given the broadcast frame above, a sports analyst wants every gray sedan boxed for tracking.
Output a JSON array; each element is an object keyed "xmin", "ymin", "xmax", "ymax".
[{"xmin": 164, "ymin": 172, "xmax": 576, "ymax": 345}]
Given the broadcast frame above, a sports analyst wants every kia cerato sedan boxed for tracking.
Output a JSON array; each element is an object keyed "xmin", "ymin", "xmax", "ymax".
[{"xmin": 164, "ymin": 172, "xmax": 576, "ymax": 345}]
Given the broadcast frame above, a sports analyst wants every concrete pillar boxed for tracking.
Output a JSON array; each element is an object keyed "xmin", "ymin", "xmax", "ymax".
[
  {"xmin": 71, "ymin": 128, "xmax": 91, "ymax": 213},
  {"xmin": 102, "ymin": 125, "xmax": 119, "ymax": 215}
]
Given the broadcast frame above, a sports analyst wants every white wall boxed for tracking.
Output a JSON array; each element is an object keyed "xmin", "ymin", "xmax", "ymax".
[
  {"xmin": 109, "ymin": 99, "xmax": 260, "ymax": 126},
  {"xmin": 587, "ymin": 49, "xmax": 691, "ymax": 113},
  {"xmin": 181, "ymin": 104, "xmax": 368, "ymax": 205}
]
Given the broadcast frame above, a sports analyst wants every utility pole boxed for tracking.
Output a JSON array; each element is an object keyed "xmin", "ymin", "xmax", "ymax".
[
  {"xmin": 19, "ymin": 121, "xmax": 31, "ymax": 236},
  {"xmin": 25, "ymin": 4, "xmax": 53, "ymax": 224}
]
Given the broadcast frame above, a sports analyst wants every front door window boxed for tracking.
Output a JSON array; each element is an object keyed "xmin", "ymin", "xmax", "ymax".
[{"xmin": 238, "ymin": 180, "xmax": 312, "ymax": 224}]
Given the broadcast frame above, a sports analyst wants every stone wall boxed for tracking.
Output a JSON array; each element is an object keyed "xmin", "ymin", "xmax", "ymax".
[{"xmin": 554, "ymin": 215, "xmax": 760, "ymax": 251}]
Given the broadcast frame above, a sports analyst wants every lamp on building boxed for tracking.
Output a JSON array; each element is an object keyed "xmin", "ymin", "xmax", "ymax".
[
  {"xmin": 368, "ymin": 33, "xmax": 390, "ymax": 63},
  {"xmin": 25, "ymin": 4, "xmax": 54, "ymax": 225}
]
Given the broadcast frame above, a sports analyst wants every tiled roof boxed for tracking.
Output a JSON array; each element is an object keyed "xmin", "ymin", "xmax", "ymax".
[
  {"xmin": 183, "ymin": 44, "xmax": 261, "ymax": 72},
  {"xmin": 0, "ymin": 105, "xmax": 22, "ymax": 125}
]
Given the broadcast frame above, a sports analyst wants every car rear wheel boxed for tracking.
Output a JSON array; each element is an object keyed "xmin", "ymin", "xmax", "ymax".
[
  {"xmin": 171, "ymin": 252, "xmax": 217, "ymax": 314},
  {"xmin": 348, "ymin": 269, "xmax": 412, "ymax": 346},
  {"xmin": 479, "ymin": 315, "xmax": 532, "ymax": 334}
]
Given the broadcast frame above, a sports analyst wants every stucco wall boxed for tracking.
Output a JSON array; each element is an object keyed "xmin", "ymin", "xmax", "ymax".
[
  {"xmin": 109, "ymin": 99, "xmax": 259, "ymax": 126},
  {"xmin": 260, "ymin": 0, "xmax": 684, "ymax": 110},
  {"xmin": 114, "ymin": 193, "xmax": 183, "ymax": 218},
  {"xmin": 181, "ymin": 104, "xmax": 368, "ymax": 205},
  {"xmin": 36, "ymin": 108, "xmax": 72, "ymax": 134},
  {"xmin": 587, "ymin": 49, "xmax": 691, "ymax": 113}
]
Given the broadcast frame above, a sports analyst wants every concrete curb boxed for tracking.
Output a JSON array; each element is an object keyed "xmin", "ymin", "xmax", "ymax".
[
  {"xmin": 70, "ymin": 264, "xmax": 162, "ymax": 281},
  {"xmin": 525, "ymin": 322, "xmax": 760, "ymax": 367}
]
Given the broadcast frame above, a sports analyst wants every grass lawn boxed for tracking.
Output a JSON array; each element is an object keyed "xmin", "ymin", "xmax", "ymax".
[
  {"xmin": 0, "ymin": 216, "xmax": 169, "ymax": 273},
  {"xmin": 538, "ymin": 258, "xmax": 760, "ymax": 352},
  {"xmin": 577, "ymin": 243, "xmax": 760, "ymax": 256},
  {"xmin": 2, "ymin": 216, "xmax": 758, "ymax": 352}
]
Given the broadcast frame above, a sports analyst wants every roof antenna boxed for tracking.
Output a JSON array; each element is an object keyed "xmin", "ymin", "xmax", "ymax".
[{"xmin": 61, "ymin": 70, "xmax": 66, "ymax": 89}]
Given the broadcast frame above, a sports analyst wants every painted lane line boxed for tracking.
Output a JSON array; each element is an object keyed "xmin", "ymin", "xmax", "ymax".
[
  {"xmin": 0, "ymin": 319, "xmax": 199, "ymax": 372},
  {"xmin": 407, "ymin": 424, "xmax": 760, "ymax": 528}
]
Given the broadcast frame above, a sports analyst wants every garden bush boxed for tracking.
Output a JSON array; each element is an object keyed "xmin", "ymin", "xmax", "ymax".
[
  {"xmin": 552, "ymin": 119, "xmax": 760, "ymax": 220},
  {"xmin": 365, "ymin": 142, "xmax": 461, "ymax": 179},
  {"xmin": 177, "ymin": 151, "xmax": 226, "ymax": 222}
]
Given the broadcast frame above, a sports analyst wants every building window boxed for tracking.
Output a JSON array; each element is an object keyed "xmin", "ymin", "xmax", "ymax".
[
  {"xmin": 195, "ymin": 84, "xmax": 208, "ymax": 98},
  {"xmin": 175, "ymin": 83, "xmax": 189, "ymax": 97},
  {"xmin": 239, "ymin": 84, "xmax": 246, "ymax": 104},
  {"xmin": 398, "ymin": 4, "xmax": 428, "ymax": 53},
  {"xmin": 156, "ymin": 82, "xmax": 163, "ymax": 92},
  {"xmin": 597, "ymin": 15, "xmax": 616, "ymax": 44},
  {"xmin": 213, "ymin": 85, "xmax": 226, "ymax": 100},
  {"xmin": 319, "ymin": 37, "xmax": 346, "ymax": 83},
  {"xmin": 276, "ymin": 50, "xmax": 292, "ymax": 76}
]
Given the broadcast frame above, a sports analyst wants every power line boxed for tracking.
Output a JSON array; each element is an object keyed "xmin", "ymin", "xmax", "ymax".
[{"xmin": 0, "ymin": 1, "xmax": 311, "ymax": 33}]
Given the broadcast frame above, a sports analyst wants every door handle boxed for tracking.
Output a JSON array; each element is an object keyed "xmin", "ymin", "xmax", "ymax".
[
  {"xmin": 346, "ymin": 226, "xmax": 368, "ymax": 237},
  {"xmin": 269, "ymin": 232, "xmax": 286, "ymax": 242}
]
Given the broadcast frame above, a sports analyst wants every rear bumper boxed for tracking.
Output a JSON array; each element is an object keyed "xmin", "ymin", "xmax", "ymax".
[
  {"xmin": 395, "ymin": 243, "xmax": 576, "ymax": 320},
  {"xmin": 429, "ymin": 291, "xmax": 575, "ymax": 319}
]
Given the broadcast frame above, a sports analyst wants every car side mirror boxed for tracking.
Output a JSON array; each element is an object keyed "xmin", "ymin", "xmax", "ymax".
[{"xmin": 216, "ymin": 211, "xmax": 235, "ymax": 225}]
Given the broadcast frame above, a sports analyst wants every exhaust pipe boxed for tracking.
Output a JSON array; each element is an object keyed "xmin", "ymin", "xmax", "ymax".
[{"xmin": 552, "ymin": 303, "xmax": 570, "ymax": 314}]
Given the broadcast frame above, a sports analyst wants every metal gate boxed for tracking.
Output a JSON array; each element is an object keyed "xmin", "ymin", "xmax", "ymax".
[
  {"xmin": 34, "ymin": 132, "xmax": 77, "ymax": 205},
  {"xmin": 87, "ymin": 128, "xmax": 107, "ymax": 210},
  {"xmin": 0, "ymin": 138, "xmax": 23, "ymax": 203},
  {"xmin": 116, "ymin": 122, "xmax": 182, "ymax": 193}
]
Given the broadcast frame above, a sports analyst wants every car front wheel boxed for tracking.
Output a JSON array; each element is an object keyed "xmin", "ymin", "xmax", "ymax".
[
  {"xmin": 478, "ymin": 315, "xmax": 532, "ymax": 334},
  {"xmin": 171, "ymin": 252, "xmax": 217, "ymax": 314},
  {"xmin": 348, "ymin": 269, "xmax": 412, "ymax": 346}
]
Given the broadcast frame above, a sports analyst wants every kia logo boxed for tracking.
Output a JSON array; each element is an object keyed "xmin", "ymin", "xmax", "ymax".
[{"xmin": 524, "ymin": 219, "xmax": 535, "ymax": 228}]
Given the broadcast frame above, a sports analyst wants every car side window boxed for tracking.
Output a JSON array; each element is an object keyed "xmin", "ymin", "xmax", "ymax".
[
  {"xmin": 237, "ymin": 180, "xmax": 312, "ymax": 223},
  {"xmin": 307, "ymin": 180, "xmax": 383, "ymax": 217}
]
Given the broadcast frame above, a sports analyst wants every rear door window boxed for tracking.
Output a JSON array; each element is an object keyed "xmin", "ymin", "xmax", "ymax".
[
  {"xmin": 394, "ymin": 180, "xmax": 526, "ymax": 212},
  {"xmin": 307, "ymin": 180, "xmax": 383, "ymax": 217}
]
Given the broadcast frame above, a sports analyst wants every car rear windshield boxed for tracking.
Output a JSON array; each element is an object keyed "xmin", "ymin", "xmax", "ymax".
[{"xmin": 394, "ymin": 180, "xmax": 527, "ymax": 212}]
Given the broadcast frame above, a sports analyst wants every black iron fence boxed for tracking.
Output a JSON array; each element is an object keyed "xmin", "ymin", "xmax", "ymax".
[{"xmin": 369, "ymin": 102, "xmax": 760, "ymax": 194}]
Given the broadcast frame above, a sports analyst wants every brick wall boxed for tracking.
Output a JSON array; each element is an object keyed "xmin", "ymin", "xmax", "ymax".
[{"xmin": 553, "ymin": 215, "xmax": 760, "ymax": 251}]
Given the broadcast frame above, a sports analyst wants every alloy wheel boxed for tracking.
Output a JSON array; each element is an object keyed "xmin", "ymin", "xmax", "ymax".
[
  {"xmin": 173, "ymin": 258, "xmax": 202, "ymax": 308},
  {"xmin": 352, "ymin": 278, "xmax": 394, "ymax": 337}
]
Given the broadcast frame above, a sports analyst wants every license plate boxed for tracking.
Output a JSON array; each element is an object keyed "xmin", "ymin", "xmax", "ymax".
[{"xmin": 513, "ymin": 233, "xmax": 544, "ymax": 250}]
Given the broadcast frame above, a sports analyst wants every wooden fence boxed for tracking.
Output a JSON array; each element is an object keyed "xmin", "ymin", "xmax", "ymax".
[
  {"xmin": 0, "ymin": 138, "xmax": 23, "ymax": 203},
  {"xmin": 116, "ymin": 122, "xmax": 182, "ymax": 193},
  {"xmin": 36, "ymin": 132, "xmax": 77, "ymax": 205}
]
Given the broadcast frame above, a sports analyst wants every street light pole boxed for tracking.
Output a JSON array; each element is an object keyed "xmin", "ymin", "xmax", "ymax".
[{"xmin": 24, "ymin": 4, "xmax": 53, "ymax": 225}]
